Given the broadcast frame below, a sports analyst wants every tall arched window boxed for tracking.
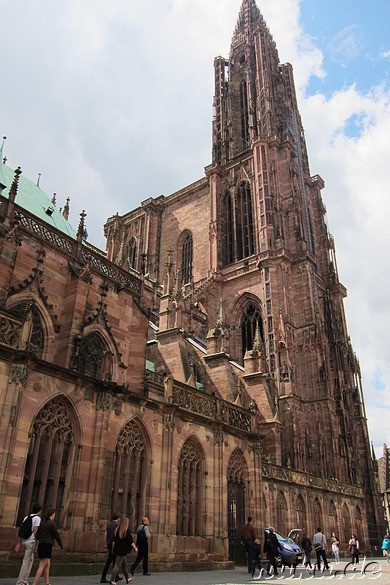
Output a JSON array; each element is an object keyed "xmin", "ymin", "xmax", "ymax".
[
  {"xmin": 313, "ymin": 498, "xmax": 322, "ymax": 530},
  {"xmin": 227, "ymin": 449, "xmax": 247, "ymax": 546},
  {"xmin": 128, "ymin": 238, "xmax": 137, "ymax": 270},
  {"xmin": 73, "ymin": 332, "xmax": 111, "ymax": 380},
  {"xmin": 329, "ymin": 500, "xmax": 338, "ymax": 534},
  {"xmin": 221, "ymin": 192, "xmax": 234, "ymax": 266},
  {"xmin": 17, "ymin": 396, "xmax": 77, "ymax": 527},
  {"xmin": 342, "ymin": 504, "xmax": 351, "ymax": 545},
  {"xmin": 235, "ymin": 182, "xmax": 254, "ymax": 260},
  {"xmin": 296, "ymin": 494, "xmax": 306, "ymax": 529},
  {"xmin": 176, "ymin": 437, "xmax": 204, "ymax": 536},
  {"xmin": 276, "ymin": 492, "xmax": 288, "ymax": 536},
  {"xmin": 240, "ymin": 80, "xmax": 249, "ymax": 148},
  {"xmin": 111, "ymin": 420, "xmax": 147, "ymax": 528},
  {"xmin": 241, "ymin": 304, "xmax": 263, "ymax": 358},
  {"xmin": 181, "ymin": 234, "xmax": 193, "ymax": 285}
]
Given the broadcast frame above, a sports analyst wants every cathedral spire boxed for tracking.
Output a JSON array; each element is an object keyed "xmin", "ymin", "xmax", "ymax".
[{"xmin": 231, "ymin": 0, "xmax": 265, "ymax": 51}]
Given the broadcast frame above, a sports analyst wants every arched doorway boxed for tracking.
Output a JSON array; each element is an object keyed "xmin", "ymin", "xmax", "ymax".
[{"xmin": 227, "ymin": 449, "xmax": 248, "ymax": 564}]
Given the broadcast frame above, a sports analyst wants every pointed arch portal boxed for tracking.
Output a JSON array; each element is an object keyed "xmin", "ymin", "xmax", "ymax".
[{"xmin": 227, "ymin": 449, "xmax": 248, "ymax": 564}]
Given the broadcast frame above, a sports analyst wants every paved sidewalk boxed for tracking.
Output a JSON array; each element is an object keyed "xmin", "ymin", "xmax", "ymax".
[{"xmin": 1, "ymin": 559, "xmax": 390, "ymax": 585}]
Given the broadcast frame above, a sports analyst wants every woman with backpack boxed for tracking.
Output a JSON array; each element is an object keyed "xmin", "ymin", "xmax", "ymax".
[
  {"xmin": 110, "ymin": 516, "xmax": 137, "ymax": 585},
  {"xmin": 32, "ymin": 507, "xmax": 63, "ymax": 585}
]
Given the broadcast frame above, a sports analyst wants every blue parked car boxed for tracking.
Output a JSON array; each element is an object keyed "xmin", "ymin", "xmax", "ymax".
[{"xmin": 264, "ymin": 528, "xmax": 303, "ymax": 567}]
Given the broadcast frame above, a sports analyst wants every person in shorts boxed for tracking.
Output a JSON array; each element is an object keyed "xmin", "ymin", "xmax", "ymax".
[
  {"xmin": 32, "ymin": 508, "xmax": 63, "ymax": 585},
  {"xmin": 15, "ymin": 503, "xmax": 42, "ymax": 585}
]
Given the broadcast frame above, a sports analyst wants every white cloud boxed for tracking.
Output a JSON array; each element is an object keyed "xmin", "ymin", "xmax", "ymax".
[{"xmin": 1, "ymin": 0, "xmax": 389, "ymax": 457}]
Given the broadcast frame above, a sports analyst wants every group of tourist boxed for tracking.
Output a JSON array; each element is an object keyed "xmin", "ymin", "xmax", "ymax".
[
  {"xmin": 242, "ymin": 515, "xmax": 390, "ymax": 577},
  {"xmin": 14, "ymin": 504, "xmax": 150, "ymax": 585},
  {"xmin": 300, "ymin": 529, "xmax": 361, "ymax": 570},
  {"xmin": 13, "ymin": 505, "xmax": 390, "ymax": 582},
  {"xmin": 14, "ymin": 504, "xmax": 63, "ymax": 585}
]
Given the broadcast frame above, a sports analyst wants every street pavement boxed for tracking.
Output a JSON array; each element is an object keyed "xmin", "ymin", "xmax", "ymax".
[{"xmin": 1, "ymin": 558, "xmax": 390, "ymax": 585}]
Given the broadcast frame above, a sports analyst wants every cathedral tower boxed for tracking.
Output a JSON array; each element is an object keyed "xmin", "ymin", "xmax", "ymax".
[{"xmin": 104, "ymin": 0, "xmax": 383, "ymax": 552}]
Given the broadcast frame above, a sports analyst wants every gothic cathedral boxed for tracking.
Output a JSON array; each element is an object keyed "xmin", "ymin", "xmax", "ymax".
[{"xmin": 0, "ymin": 0, "xmax": 384, "ymax": 573}]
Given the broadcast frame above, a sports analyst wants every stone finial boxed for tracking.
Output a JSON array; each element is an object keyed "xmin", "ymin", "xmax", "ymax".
[
  {"xmin": 8, "ymin": 166, "xmax": 22, "ymax": 204},
  {"xmin": 77, "ymin": 210, "xmax": 87, "ymax": 243},
  {"xmin": 62, "ymin": 197, "xmax": 70, "ymax": 220}
]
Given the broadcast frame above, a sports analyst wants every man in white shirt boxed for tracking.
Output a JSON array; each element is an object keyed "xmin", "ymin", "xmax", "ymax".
[
  {"xmin": 313, "ymin": 527, "xmax": 330, "ymax": 571},
  {"xmin": 14, "ymin": 503, "xmax": 42, "ymax": 585}
]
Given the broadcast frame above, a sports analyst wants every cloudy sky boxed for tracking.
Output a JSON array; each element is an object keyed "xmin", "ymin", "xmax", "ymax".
[{"xmin": 1, "ymin": 0, "xmax": 389, "ymax": 457}]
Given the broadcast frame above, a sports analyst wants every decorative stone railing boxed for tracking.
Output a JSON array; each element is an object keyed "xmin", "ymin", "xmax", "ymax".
[
  {"xmin": 0, "ymin": 309, "xmax": 25, "ymax": 350},
  {"xmin": 11, "ymin": 206, "xmax": 141, "ymax": 296},
  {"xmin": 262, "ymin": 462, "xmax": 361, "ymax": 497},
  {"xmin": 160, "ymin": 377, "xmax": 252, "ymax": 433}
]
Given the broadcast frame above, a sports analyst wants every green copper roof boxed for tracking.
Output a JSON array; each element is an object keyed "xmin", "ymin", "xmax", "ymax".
[{"xmin": 1, "ymin": 162, "xmax": 77, "ymax": 239}]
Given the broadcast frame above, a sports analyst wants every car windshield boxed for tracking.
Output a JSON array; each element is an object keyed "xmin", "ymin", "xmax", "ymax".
[{"xmin": 274, "ymin": 531, "xmax": 286, "ymax": 541}]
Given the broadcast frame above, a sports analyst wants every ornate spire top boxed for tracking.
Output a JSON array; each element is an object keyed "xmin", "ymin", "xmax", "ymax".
[
  {"xmin": 77, "ymin": 209, "xmax": 87, "ymax": 243},
  {"xmin": 62, "ymin": 197, "xmax": 70, "ymax": 220},
  {"xmin": 9, "ymin": 166, "xmax": 22, "ymax": 204},
  {"xmin": 231, "ymin": 0, "xmax": 266, "ymax": 50},
  {"xmin": 252, "ymin": 322, "xmax": 263, "ymax": 352}
]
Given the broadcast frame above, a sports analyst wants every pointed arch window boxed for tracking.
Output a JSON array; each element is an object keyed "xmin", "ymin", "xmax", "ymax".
[
  {"xmin": 313, "ymin": 498, "xmax": 323, "ymax": 531},
  {"xmin": 329, "ymin": 500, "xmax": 338, "ymax": 533},
  {"xmin": 177, "ymin": 437, "xmax": 204, "ymax": 536},
  {"xmin": 222, "ymin": 191, "xmax": 234, "ymax": 266},
  {"xmin": 128, "ymin": 238, "xmax": 137, "ymax": 270},
  {"xmin": 17, "ymin": 396, "xmax": 77, "ymax": 528},
  {"xmin": 240, "ymin": 80, "xmax": 250, "ymax": 148},
  {"xmin": 73, "ymin": 332, "xmax": 111, "ymax": 380},
  {"xmin": 227, "ymin": 449, "xmax": 247, "ymax": 546},
  {"xmin": 181, "ymin": 233, "xmax": 193, "ymax": 285},
  {"xmin": 111, "ymin": 420, "xmax": 147, "ymax": 528},
  {"xmin": 241, "ymin": 304, "xmax": 263, "ymax": 358},
  {"xmin": 342, "ymin": 504, "xmax": 351, "ymax": 545},
  {"xmin": 235, "ymin": 182, "xmax": 254, "ymax": 261},
  {"xmin": 296, "ymin": 494, "xmax": 306, "ymax": 529},
  {"xmin": 276, "ymin": 492, "xmax": 288, "ymax": 536}
]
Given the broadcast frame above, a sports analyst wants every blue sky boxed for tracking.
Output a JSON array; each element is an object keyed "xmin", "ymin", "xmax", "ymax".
[
  {"xmin": 301, "ymin": 1, "xmax": 390, "ymax": 99},
  {"xmin": 1, "ymin": 0, "xmax": 389, "ymax": 458}
]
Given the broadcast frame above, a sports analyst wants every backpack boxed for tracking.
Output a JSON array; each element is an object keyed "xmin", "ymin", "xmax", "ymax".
[
  {"xmin": 136, "ymin": 525, "xmax": 147, "ymax": 547},
  {"xmin": 18, "ymin": 514, "xmax": 34, "ymax": 539}
]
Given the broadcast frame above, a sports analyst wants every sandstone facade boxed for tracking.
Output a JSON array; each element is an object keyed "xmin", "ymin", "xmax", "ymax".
[{"xmin": 0, "ymin": 0, "xmax": 384, "ymax": 573}]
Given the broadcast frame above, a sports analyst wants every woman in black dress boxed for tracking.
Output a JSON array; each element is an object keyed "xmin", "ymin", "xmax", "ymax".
[
  {"xmin": 32, "ymin": 507, "xmax": 63, "ymax": 585},
  {"xmin": 110, "ymin": 516, "xmax": 137, "ymax": 585}
]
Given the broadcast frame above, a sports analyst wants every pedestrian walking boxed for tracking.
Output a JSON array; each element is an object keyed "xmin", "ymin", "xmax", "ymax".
[
  {"xmin": 300, "ymin": 531, "xmax": 312, "ymax": 569},
  {"xmin": 313, "ymin": 527, "xmax": 329, "ymax": 571},
  {"xmin": 241, "ymin": 516, "xmax": 257, "ymax": 573},
  {"xmin": 110, "ymin": 516, "xmax": 137, "ymax": 585},
  {"xmin": 250, "ymin": 538, "xmax": 262, "ymax": 577},
  {"xmin": 130, "ymin": 517, "xmax": 151, "ymax": 576},
  {"xmin": 331, "ymin": 532, "xmax": 340, "ymax": 563},
  {"xmin": 100, "ymin": 513, "xmax": 122, "ymax": 583},
  {"xmin": 348, "ymin": 534, "xmax": 360, "ymax": 564},
  {"xmin": 381, "ymin": 534, "xmax": 390, "ymax": 562},
  {"xmin": 15, "ymin": 503, "xmax": 42, "ymax": 585},
  {"xmin": 32, "ymin": 507, "xmax": 63, "ymax": 585},
  {"xmin": 264, "ymin": 527, "xmax": 280, "ymax": 576}
]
